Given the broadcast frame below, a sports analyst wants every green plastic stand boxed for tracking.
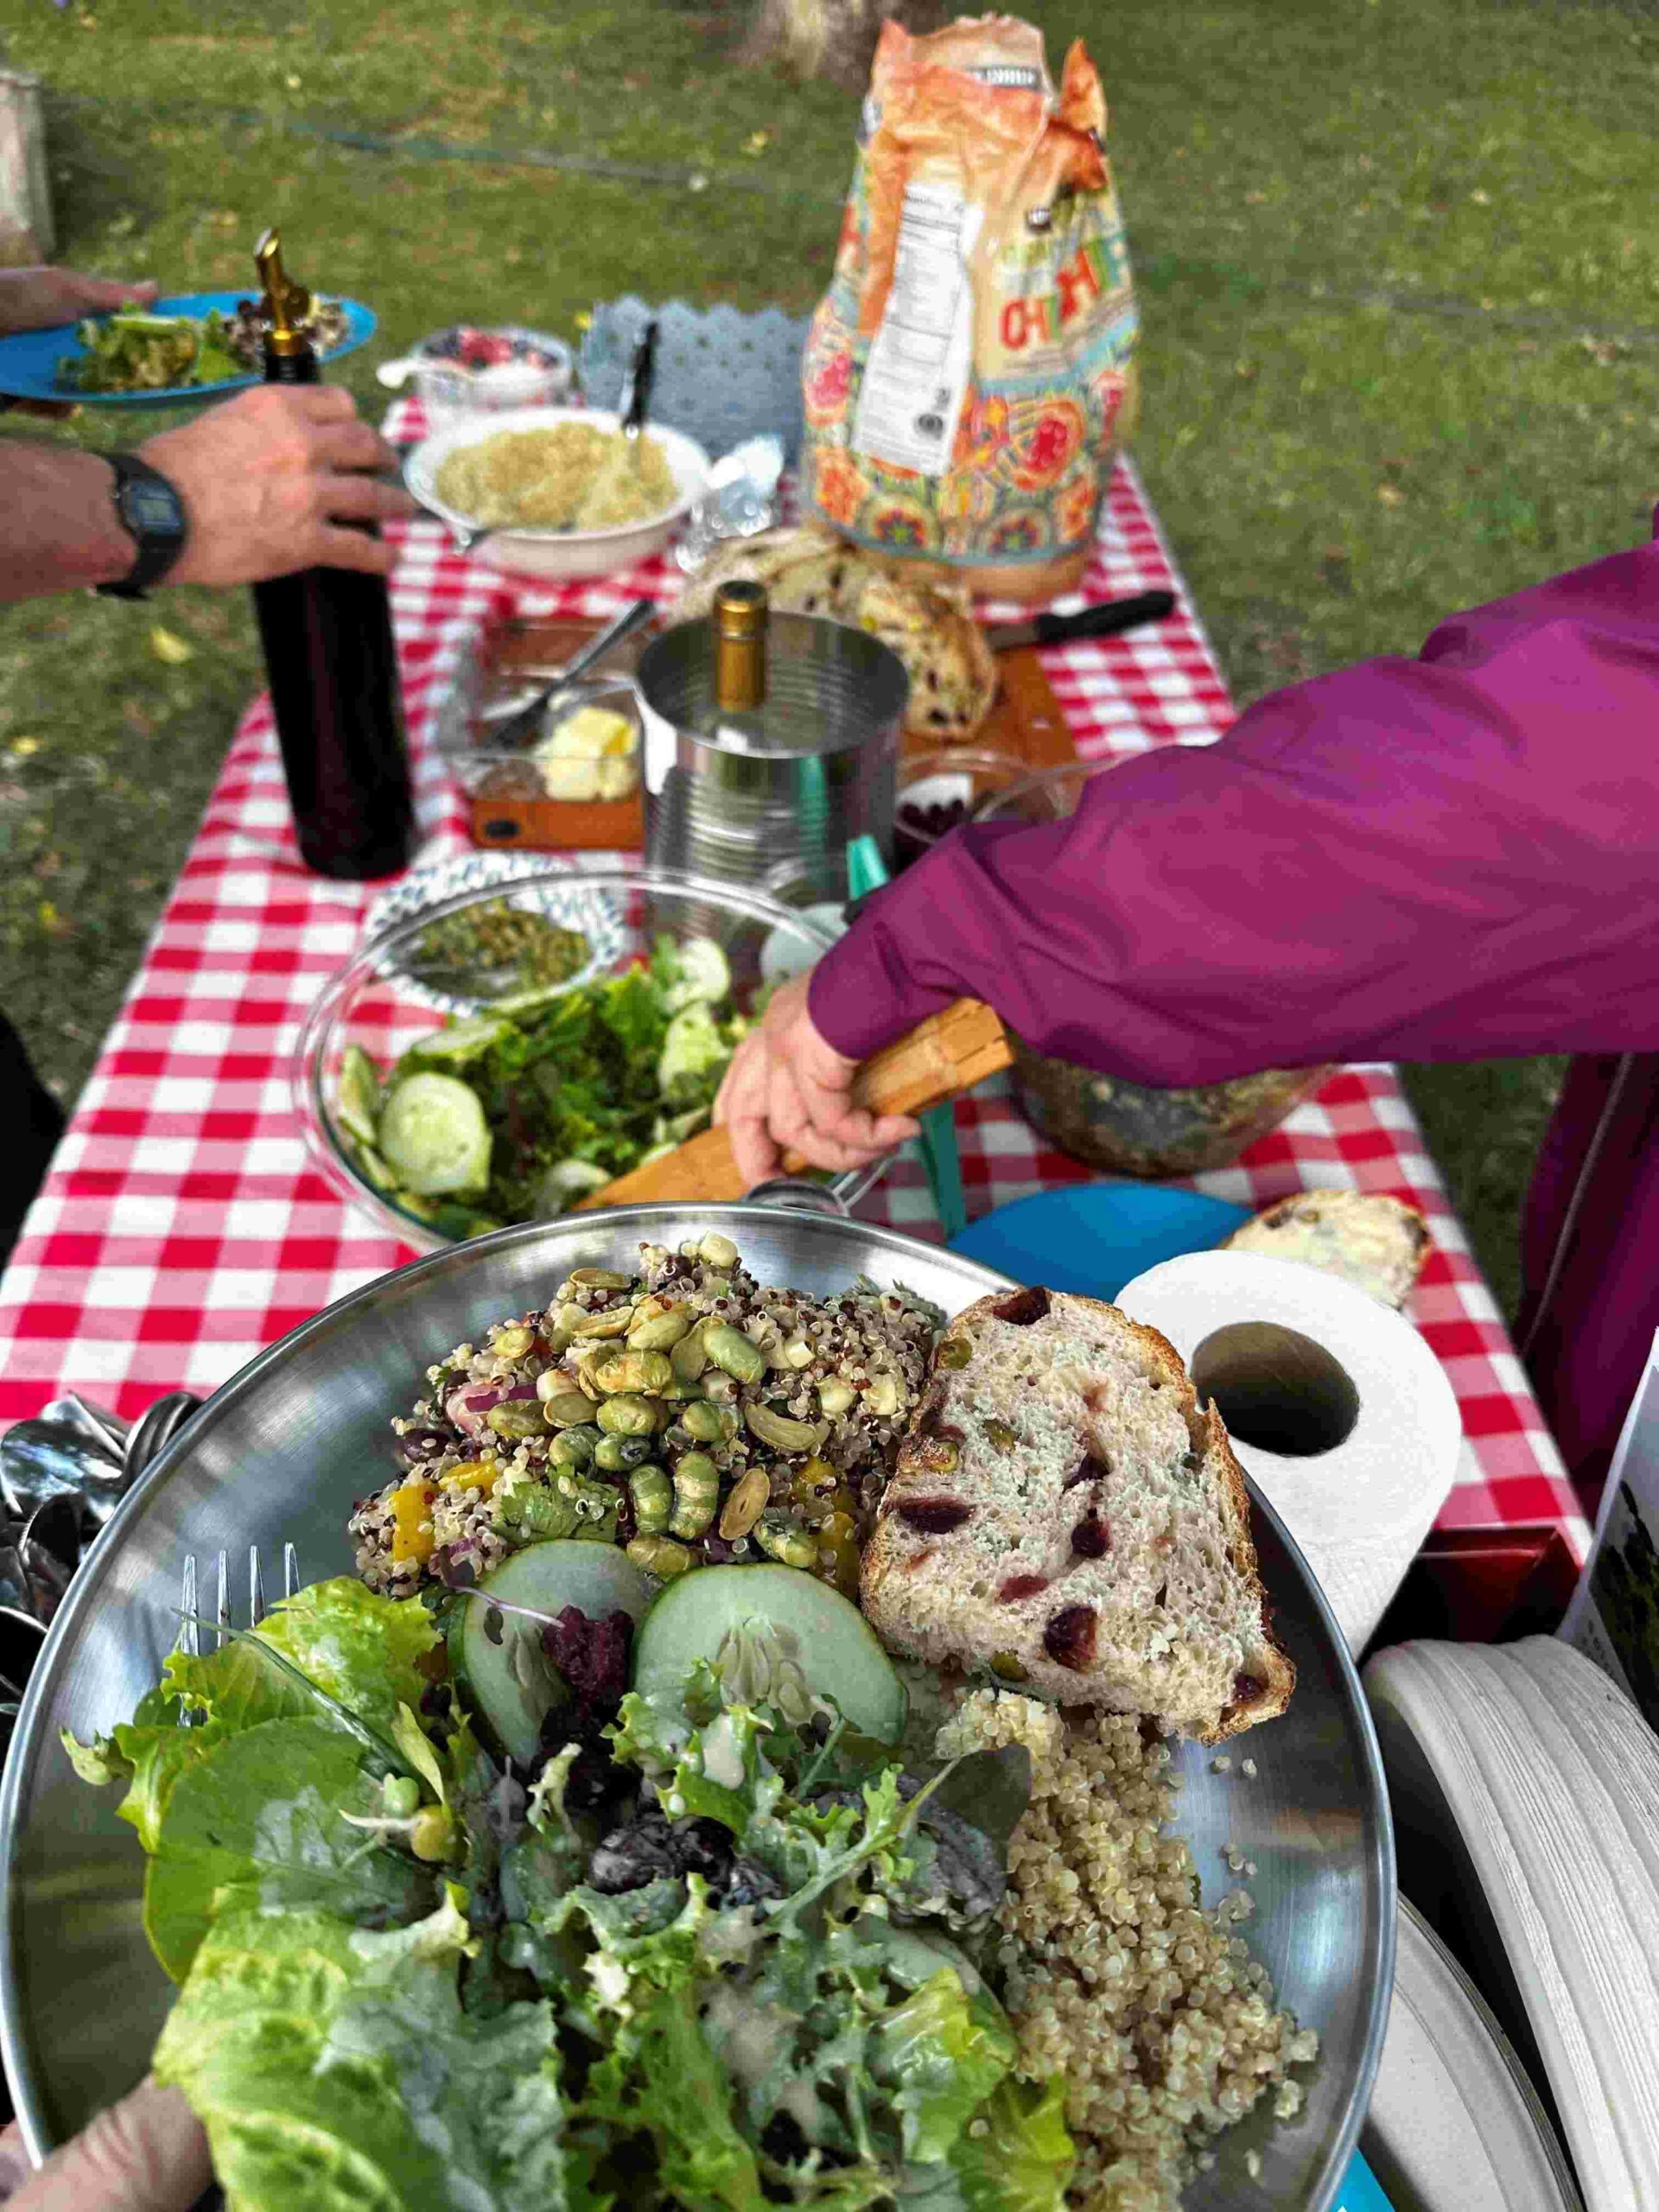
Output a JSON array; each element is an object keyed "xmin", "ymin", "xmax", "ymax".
[{"xmin": 844, "ymin": 836, "xmax": 967, "ymax": 1238}]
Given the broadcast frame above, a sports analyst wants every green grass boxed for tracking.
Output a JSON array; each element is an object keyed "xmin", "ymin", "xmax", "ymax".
[{"xmin": 3, "ymin": 0, "xmax": 1652, "ymax": 1313}]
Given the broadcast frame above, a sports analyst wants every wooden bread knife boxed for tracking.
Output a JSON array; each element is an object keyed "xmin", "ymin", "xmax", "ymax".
[{"xmin": 573, "ymin": 998, "xmax": 1010, "ymax": 1211}]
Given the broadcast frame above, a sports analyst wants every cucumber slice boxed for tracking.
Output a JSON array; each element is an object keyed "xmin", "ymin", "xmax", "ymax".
[
  {"xmin": 456, "ymin": 1541, "xmax": 654, "ymax": 1767},
  {"xmin": 378, "ymin": 1073, "xmax": 492, "ymax": 1198},
  {"xmin": 665, "ymin": 936, "xmax": 731, "ymax": 1010},
  {"xmin": 402, "ymin": 1014, "xmax": 512, "ymax": 1069},
  {"xmin": 632, "ymin": 1565, "xmax": 906, "ymax": 1745},
  {"xmin": 337, "ymin": 1044, "xmax": 383, "ymax": 1150},
  {"xmin": 531, "ymin": 1158, "xmax": 612, "ymax": 1217},
  {"xmin": 349, "ymin": 1141, "xmax": 398, "ymax": 1194}
]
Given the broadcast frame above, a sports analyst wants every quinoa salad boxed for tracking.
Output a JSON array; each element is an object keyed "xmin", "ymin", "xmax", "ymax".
[{"xmin": 351, "ymin": 1234, "xmax": 944, "ymax": 1601}]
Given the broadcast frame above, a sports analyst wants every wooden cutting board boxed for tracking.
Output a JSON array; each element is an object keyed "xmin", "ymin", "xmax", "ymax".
[{"xmin": 450, "ymin": 615, "xmax": 1079, "ymax": 852}]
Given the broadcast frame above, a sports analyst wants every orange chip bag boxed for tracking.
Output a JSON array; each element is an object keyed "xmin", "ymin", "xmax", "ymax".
[{"xmin": 801, "ymin": 16, "xmax": 1138, "ymax": 600}]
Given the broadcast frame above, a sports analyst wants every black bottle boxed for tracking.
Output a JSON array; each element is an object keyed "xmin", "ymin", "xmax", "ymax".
[{"xmin": 250, "ymin": 229, "xmax": 413, "ymax": 880}]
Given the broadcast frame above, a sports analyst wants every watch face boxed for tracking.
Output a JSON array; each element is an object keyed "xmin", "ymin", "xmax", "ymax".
[{"xmin": 127, "ymin": 479, "xmax": 184, "ymax": 537}]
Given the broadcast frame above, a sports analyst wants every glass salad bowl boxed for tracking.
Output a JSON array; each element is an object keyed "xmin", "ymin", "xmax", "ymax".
[{"xmin": 292, "ymin": 863, "xmax": 884, "ymax": 1251}]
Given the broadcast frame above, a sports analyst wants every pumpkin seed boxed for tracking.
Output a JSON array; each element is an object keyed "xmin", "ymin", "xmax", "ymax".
[
  {"xmin": 984, "ymin": 1419, "xmax": 1019, "ymax": 1451},
  {"xmin": 718, "ymin": 1465, "xmax": 771, "ymax": 1541},
  {"xmin": 939, "ymin": 1337, "xmax": 973, "ymax": 1370}
]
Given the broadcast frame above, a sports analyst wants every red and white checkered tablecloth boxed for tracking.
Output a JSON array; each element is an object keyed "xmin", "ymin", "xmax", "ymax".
[{"xmin": 0, "ymin": 402, "xmax": 1590, "ymax": 1563}]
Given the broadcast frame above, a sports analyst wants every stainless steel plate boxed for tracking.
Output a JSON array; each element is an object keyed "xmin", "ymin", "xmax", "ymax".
[{"xmin": 0, "ymin": 1208, "xmax": 1392, "ymax": 2203}]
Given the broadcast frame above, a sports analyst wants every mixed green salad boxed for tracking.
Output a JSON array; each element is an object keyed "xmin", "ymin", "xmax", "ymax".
[
  {"xmin": 67, "ymin": 1553, "xmax": 1074, "ymax": 2211},
  {"xmin": 59, "ymin": 296, "xmax": 351, "ymax": 393},
  {"xmin": 341, "ymin": 936, "xmax": 748, "ymax": 1236}
]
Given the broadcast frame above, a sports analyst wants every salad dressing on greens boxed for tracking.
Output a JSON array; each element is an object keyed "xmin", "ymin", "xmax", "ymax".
[{"xmin": 66, "ymin": 1562, "xmax": 1074, "ymax": 2210}]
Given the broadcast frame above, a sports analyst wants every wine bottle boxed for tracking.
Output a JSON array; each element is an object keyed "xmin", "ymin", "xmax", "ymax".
[{"xmin": 250, "ymin": 229, "xmax": 414, "ymax": 880}]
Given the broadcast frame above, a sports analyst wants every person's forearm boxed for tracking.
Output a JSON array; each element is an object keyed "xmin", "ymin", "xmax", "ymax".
[
  {"xmin": 812, "ymin": 523, "xmax": 1659, "ymax": 1078},
  {"xmin": 1, "ymin": 444, "xmax": 133, "ymax": 601}
]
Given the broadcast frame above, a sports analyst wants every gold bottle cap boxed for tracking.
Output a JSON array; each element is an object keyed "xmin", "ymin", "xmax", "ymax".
[
  {"xmin": 712, "ymin": 581, "xmax": 767, "ymax": 713},
  {"xmin": 254, "ymin": 228, "xmax": 314, "ymax": 358}
]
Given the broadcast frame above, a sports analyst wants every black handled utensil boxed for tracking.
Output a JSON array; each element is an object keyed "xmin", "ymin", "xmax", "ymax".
[
  {"xmin": 984, "ymin": 588, "xmax": 1175, "ymax": 652},
  {"xmin": 620, "ymin": 319, "xmax": 658, "ymax": 446},
  {"xmin": 485, "ymin": 596, "xmax": 656, "ymax": 754}
]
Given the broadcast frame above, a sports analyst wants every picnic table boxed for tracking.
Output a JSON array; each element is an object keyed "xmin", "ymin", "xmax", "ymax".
[{"xmin": 0, "ymin": 405, "xmax": 1592, "ymax": 1605}]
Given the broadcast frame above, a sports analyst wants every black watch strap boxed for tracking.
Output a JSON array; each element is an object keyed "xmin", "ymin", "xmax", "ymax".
[{"xmin": 96, "ymin": 452, "xmax": 188, "ymax": 601}]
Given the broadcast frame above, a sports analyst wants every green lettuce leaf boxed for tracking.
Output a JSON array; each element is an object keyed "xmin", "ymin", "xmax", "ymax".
[
  {"xmin": 143, "ymin": 1713, "xmax": 435, "ymax": 1981},
  {"xmin": 157, "ymin": 1891, "xmax": 576, "ymax": 2212},
  {"xmin": 946, "ymin": 2076, "xmax": 1074, "ymax": 2212},
  {"xmin": 870, "ymin": 1970, "xmax": 1014, "ymax": 2164},
  {"xmin": 249, "ymin": 1580, "xmax": 441, "ymax": 1741},
  {"xmin": 582, "ymin": 1975, "xmax": 764, "ymax": 2212}
]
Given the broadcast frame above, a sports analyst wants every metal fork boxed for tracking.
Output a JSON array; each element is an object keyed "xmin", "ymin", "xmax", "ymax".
[{"xmin": 176, "ymin": 1542, "xmax": 302, "ymax": 1681}]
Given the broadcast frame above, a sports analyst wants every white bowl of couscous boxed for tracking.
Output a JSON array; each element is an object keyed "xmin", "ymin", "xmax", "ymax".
[{"xmin": 404, "ymin": 404, "xmax": 709, "ymax": 581}]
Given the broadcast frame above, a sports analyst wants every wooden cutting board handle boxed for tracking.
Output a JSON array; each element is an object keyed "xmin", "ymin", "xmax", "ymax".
[{"xmin": 572, "ymin": 998, "xmax": 1010, "ymax": 1211}]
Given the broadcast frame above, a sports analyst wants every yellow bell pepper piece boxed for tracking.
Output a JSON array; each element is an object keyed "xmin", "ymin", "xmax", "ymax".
[
  {"xmin": 390, "ymin": 1481, "xmax": 438, "ymax": 1567},
  {"xmin": 442, "ymin": 1459, "xmax": 498, "ymax": 1497}
]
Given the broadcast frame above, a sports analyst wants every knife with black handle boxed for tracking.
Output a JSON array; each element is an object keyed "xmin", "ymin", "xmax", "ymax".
[{"xmin": 984, "ymin": 588, "xmax": 1175, "ymax": 651}]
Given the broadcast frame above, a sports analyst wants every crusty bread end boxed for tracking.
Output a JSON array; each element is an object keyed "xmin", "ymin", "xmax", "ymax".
[
  {"xmin": 861, "ymin": 1288, "xmax": 1294, "ymax": 1742},
  {"xmin": 1223, "ymin": 1190, "xmax": 1430, "ymax": 1309}
]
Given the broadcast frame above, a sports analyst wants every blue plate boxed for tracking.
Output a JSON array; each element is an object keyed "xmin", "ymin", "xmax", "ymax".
[
  {"xmin": 948, "ymin": 1181, "xmax": 1252, "ymax": 1302},
  {"xmin": 0, "ymin": 290, "xmax": 377, "ymax": 407}
]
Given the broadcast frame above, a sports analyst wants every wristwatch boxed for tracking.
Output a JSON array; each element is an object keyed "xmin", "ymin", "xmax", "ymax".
[{"xmin": 95, "ymin": 452, "xmax": 188, "ymax": 600}]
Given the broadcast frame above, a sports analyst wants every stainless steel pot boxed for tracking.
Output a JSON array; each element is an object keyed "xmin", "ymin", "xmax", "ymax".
[
  {"xmin": 0, "ymin": 1208, "xmax": 1391, "ymax": 2209},
  {"xmin": 637, "ymin": 612, "xmax": 907, "ymax": 891}
]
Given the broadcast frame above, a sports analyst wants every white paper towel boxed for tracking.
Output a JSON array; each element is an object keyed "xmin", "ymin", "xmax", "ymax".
[{"xmin": 1116, "ymin": 1252, "xmax": 1462, "ymax": 1653}]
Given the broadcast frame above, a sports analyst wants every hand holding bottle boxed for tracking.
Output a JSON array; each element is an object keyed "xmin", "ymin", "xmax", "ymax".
[{"xmin": 138, "ymin": 384, "xmax": 411, "ymax": 587}]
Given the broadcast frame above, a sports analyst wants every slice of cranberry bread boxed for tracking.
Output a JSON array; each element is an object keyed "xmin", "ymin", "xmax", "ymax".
[{"xmin": 861, "ymin": 1286, "xmax": 1295, "ymax": 1742}]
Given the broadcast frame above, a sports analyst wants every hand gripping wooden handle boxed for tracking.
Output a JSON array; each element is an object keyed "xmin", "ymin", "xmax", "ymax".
[{"xmin": 572, "ymin": 998, "xmax": 1009, "ymax": 1211}]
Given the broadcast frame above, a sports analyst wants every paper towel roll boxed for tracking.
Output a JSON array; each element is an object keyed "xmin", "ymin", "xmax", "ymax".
[{"xmin": 1116, "ymin": 1252, "xmax": 1461, "ymax": 1654}]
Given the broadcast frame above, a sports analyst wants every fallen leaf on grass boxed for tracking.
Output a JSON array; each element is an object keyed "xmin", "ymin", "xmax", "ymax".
[
  {"xmin": 743, "ymin": 130, "xmax": 770, "ymax": 156},
  {"xmin": 149, "ymin": 626, "xmax": 194, "ymax": 666},
  {"xmin": 7, "ymin": 737, "xmax": 41, "ymax": 759},
  {"xmin": 1377, "ymin": 484, "xmax": 1404, "ymax": 507}
]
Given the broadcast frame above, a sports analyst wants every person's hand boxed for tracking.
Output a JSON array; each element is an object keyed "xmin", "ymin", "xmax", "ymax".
[
  {"xmin": 139, "ymin": 383, "xmax": 414, "ymax": 585},
  {"xmin": 0, "ymin": 268, "xmax": 162, "ymax": 420},
  {"xmin": 0, "ymin": 266, "xmax": 159, "ymax": 340},
  {"xmin": 0, "ymin": 2078, "xmax": 211, "ymax": 2211},
  {"xmin": 715, "ymin": 971, "xmax": 918, "ymax": 1186}
]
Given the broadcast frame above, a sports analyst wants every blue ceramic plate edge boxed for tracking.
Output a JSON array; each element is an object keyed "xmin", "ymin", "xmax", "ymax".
[{"xmin": 0, "ymin": 292, "xmax": 377, "ymax": 406}]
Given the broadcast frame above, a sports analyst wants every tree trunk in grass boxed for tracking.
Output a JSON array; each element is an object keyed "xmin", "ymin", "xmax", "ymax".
[
  {"xmin": 0, "ymin": 69, "xmax": 53, "ymax": 265},
  {"xmin": 742, "ymin": 0, "xmax": 944, "ymax": 92}
]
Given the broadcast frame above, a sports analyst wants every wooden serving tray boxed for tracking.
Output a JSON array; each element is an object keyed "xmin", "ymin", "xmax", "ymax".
[
  {"xmin": 448, "ymin": 613, "xmax": 1079, "ymax": 853},
  {"xmin": 455, "ymin": 615, "xmax": 656, "ymax": 854}
]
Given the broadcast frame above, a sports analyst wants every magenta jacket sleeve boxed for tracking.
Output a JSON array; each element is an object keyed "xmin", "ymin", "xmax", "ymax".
[{"xmin": 809, "ymin": 518, "xmax": 1659, "ymax": 1080}]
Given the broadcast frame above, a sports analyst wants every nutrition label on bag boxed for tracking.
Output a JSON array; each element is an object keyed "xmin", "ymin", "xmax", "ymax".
[{"xmin": 851, "ymin": 178, "xmax": 982, "ymax": 477}]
